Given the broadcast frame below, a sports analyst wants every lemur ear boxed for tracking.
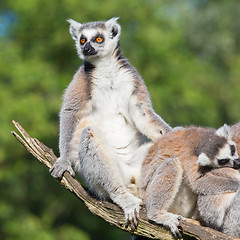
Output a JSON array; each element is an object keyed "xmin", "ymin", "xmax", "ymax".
[
  {"xmin": 106, "ymin": 17, "xmax": 121, "ymax": 39},
  {"xmin": 197, "ymin": 153, "xmax": 211, "ymax": 166},
  {"xmin": 216, "ymin": 124, "xmax": 231, "ymax": 139},
  {"xmin": 67, "ymin": 19, "xmax": 82, "ymax": 40}
]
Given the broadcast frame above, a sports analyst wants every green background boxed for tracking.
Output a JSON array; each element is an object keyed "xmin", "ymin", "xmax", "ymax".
[{"xmin": 1, "ymin": 0, "xmax": 240, "ymax": 239}]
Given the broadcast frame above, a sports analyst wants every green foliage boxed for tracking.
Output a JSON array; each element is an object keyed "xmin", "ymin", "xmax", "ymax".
[{"xmin": 1, "ymin": 0, "xmax": 240, "ymax": 239}]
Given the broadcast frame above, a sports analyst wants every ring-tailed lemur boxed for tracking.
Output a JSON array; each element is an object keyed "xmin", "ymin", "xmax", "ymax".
[
  {"xmin": 140, "ymin": 124, "xmax": 240, "ymax": 238},
  {"xmin": 50, "ymin": 17, "xmax": 171, "ymax": 230},
  {"xmin": 197, "ymin": 122, "xmax": 240, "ymax": 238}
]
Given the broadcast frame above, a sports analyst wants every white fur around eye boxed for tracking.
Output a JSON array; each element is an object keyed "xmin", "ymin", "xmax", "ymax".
[
  {"xmin": 216, "ymin": 144, "xmax": 231, "ymax": 161},
  {"xmin": 197, "ymin": 153, "xmax": 211, "ymax": 166}
]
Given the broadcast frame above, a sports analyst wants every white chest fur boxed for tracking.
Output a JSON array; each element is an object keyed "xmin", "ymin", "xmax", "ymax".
[{"xmin": 91, "ymin": 62, "xmax": 140, "ymax": 152}]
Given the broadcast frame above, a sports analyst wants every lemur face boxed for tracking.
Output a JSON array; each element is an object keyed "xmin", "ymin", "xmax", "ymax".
[
  {"xmin": 197, "ymin": 124, "xmax": 240, "ymax": 169},
  {"xmin": 67, "ymin": 18, "xmax": 121, "ymax": 60},
  {"xmin": 215, "ymin": 141, "xmax": 240, "ymax": 169},
  {"xmin": 79, "ymin": 28, "xmax": 105, "ymax": 57}
]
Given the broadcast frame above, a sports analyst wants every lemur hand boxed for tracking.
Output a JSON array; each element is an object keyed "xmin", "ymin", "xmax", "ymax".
[{"xmin": 50, "ymin": 157, "xmax": 75, "ymax": 178}]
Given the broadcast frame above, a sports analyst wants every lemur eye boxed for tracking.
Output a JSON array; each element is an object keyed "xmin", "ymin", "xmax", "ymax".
[
  {"xmin": 218, "ymin": 158, "xmax": 230, "ymax": 165},
  {"xmin": 80, "ymin": 38, "xmax": 86, "ymax": 45},
  {"xmin": 95, "ymin": 37, "xmax": 103, "ymax": 43}
]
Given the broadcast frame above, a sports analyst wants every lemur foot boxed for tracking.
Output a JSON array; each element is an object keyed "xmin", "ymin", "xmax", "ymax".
[
  {"xmin": 148, "ymin": 212, "xmax": 184, "ymax": 239},
  {"xmin": 113, "ymin": 193, "xmax": 142, "ymax": 231},
  {"xmin": 50, "ymin": 157, "xmax": 75, "ymax": 178}
]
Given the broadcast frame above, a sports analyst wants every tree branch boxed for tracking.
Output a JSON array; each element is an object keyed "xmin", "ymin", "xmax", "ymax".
[{"xmin": 11, "ymin": 120, "xmax": 239, "ymax": 240}]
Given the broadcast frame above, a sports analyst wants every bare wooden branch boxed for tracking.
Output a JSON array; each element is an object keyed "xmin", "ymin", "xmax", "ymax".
[{"xmin": 11, "ymin": 120, "xmax": 239, "ymax": 240}]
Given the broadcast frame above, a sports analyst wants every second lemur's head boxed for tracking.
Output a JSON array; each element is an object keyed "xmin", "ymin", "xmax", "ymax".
[
  {"xmin": 67, "ymin": 17, "xmax": 121, "ymax": 61},
  {"xmin": 196, "ymin": 124, "xmax": 240, "ymax": 170}
]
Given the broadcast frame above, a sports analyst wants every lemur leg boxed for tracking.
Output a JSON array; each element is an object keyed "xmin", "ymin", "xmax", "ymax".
[
  {"xmin": 197, "ymin": 192, "xmax": 236, "ymax": 232},
  {"xmin": 78, "ymin": 125, "xmax": 142, "ymax": 230},
  {"xmin": 222, "ymin": 189, "xmax": 240, "ymax": 237},
  {"xmin": 145, "ymin": 156, "xmax": 184, "ymax": 239},
  {"xmin": 140, "ymin": 154, "xmax": 166, "ymax": 202}
]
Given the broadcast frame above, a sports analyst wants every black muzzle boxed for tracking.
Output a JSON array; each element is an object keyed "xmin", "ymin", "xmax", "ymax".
[
  {"xmin": 233, "ymin": 158, "xmax": 240, "ymax": 169},
  {"xmin": 83, "ymin": 42, "xmax": 96, "ymax": 56}
]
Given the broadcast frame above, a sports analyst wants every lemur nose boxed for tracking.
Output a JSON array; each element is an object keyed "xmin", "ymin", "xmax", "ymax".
[
  {"xmin": 83, "ymin": 42, "xmax": 96, "ymax": 56},
  {"xmin": 233, "ymin": 158, "xmax": 240, "ymax": 169},
  {"xmin": 84, "ymin": 43, "xmax": 91, "ymax": 52}
]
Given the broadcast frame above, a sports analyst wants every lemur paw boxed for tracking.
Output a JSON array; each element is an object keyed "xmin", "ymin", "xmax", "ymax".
[
  {"xmin": 114, "ymin": 193, "xmax": 142, "ymax": 231},
  {"xmin": 149, "ymin": 212, "xmax": 183, "ymax": 239},
  {"xmin": 124, "ymin": 195, "xmax": 142, "ymax": 231},
  {"xmin": 50, "ymin": 157, "xmax": 75, "ymax": 178}
]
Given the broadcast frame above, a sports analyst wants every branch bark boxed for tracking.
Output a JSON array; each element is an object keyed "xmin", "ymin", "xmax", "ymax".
[{"xmin": 11, "ymin": 120, "xmax": 239, "ymax": 240}]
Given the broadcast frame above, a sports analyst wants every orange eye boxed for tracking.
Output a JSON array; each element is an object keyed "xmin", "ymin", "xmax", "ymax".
[
  {"xmin": 80, "ymin": 38, "xmax": 86, "ymax": 44},
  {"xmin": 96, "ymin": 37, "xmax": 103, "ymax": 43}
]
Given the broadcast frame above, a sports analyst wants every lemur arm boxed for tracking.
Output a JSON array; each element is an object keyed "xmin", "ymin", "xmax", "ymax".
[
  {"xmin": 50, "ymin": 106, "xmax": 78, "ymax": 178},
  {"xmin": 129, "ymin": 78, "xmax": 171, "ymax": 142},
  {"xmin": 190, "ymin": 168, "xmax": 240, "ymax": 195},
  {"xmin": 58, "ymin": 108, "xmax": 78, "ymax": 159},
  {"xmin": 50, "ymin": 67, "xmax": 91, "ymax": 178}
]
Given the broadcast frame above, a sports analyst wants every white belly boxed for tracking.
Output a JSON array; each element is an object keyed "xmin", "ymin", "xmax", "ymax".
[
  {"xmin": 169, "ymin": 180, "xmax": 197, "ymax": 218},
  {"xmin": 100, "ymin": 115, "xmax": 140, "ymax": 151},
  {"xmin": 93, "ymin": 111, "xmax": 152, "ymax": 191}
]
